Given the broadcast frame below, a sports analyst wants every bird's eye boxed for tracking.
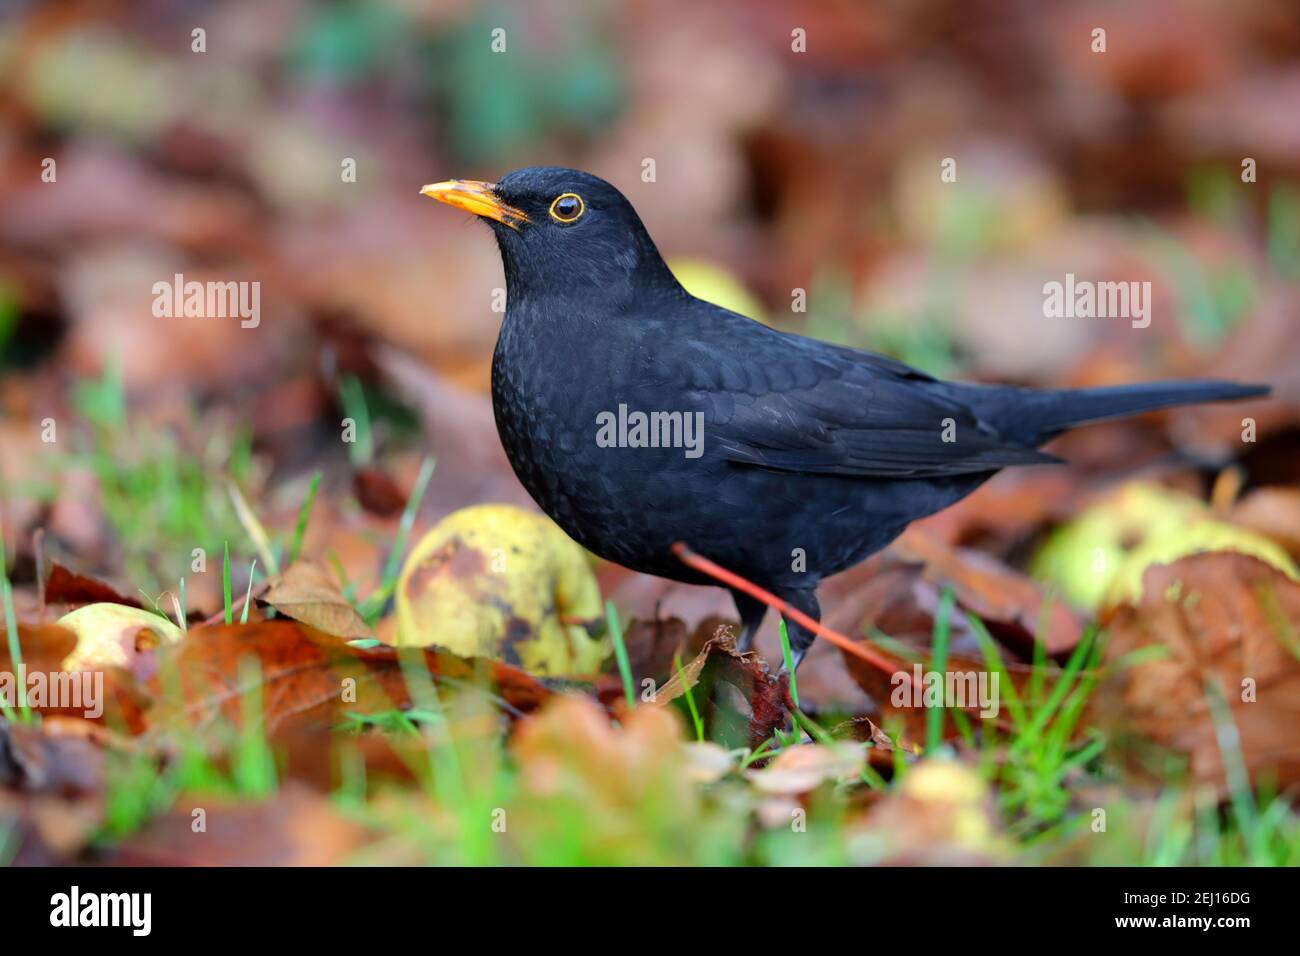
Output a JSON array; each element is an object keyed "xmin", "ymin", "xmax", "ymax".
[{"xmin": 548, "ymin": 192, "xmax": 585, "ymax": 223}]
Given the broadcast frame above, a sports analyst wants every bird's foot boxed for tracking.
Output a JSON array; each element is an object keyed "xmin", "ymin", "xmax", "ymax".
[{"xmin": 777, "ymin": 646, "xmax": 807, "ymax": 677}]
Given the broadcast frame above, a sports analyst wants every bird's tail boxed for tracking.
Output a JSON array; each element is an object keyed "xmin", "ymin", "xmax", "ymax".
[{"xmin": 966, "ymin": 380, "xmax": 1270, "ymax": 446}]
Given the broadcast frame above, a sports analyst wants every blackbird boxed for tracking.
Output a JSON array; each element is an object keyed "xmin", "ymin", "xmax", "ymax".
[{"xmin": 422, "ymin": 167, "xmax": 1269, "ymax": 671}]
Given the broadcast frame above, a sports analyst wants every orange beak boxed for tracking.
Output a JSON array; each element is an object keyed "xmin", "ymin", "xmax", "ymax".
[{"xmin": 419, "ymin": 179, "xmax": 530, "ymax": 230}]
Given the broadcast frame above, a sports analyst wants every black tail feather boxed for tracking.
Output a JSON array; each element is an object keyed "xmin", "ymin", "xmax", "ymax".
[{"xmin": 968, "ymin": 380, "xmax": 1270, "ymax": 446}]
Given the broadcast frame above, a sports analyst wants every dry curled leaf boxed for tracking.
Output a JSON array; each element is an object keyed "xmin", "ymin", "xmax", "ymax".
[
  {"xmin": 140, "ymin": 619, "xmax": 553, "ymax": 741},
  {"xmin": 647, "ymin": 626, "xmax": 789, "ymax": 746},
  {"xmin": 746, "ymin": 742, "xmax": 866, "ymax": 795},
  {"xmin": 43, "ymin": 562, "xmax": 139, "ymax": 608},
  {"xmin": 897, "ymin": 527, "xmax": 1083, "ymax": 655},
  {"xmin": 849, "ymin": 759, "xmax": 1007, "ymax": 865},
  {"xmin": 262, "ymin": 560, "xmax": 372, "ymax": 639},
  {"xmin": 1101, "ymin": 552, "xmax": 1300, "ymax": 793},
  {"xmin": 110, "ymin": 783, "xmax": 374, "ymax": 866},
  {"xmin": 0, "ymin": 717, "xmax": 108, "ymax": 863}
]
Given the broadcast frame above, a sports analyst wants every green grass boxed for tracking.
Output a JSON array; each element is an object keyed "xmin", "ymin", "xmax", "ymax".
[
  {"xmin": 82, "ymin": 587, "xmax": 1300, "ymax": 865},
  {"xmin": 673, "ymin": 650, "xmax": 705, "ymax": 742},
  {"xmin": 605, "ymin": 600, "xmax": 635, "ymax": 709},
  {"xmin": 0, "ymin": 514, "xmax": 30, "ymax": 722},
  {"xmin": 777, "ymin": 618, "xmax": 798, "ymax": 708},
  {"xmin": 287, "ymin": 471, "xmax": 322, "ymax": 565},
  {"xmin": 69, "ymin": 359, "xmax": 252, "ymax": 591},
  {"xmin": 338, "ymin": 374, "xmax": 375, "ymax": 467},
  {"xmin": 99, "ymin": 646, "xmax": 283, "ymax": 842},
  {"xmin": 358, "ymin": 455, "xmax": 436, "ymax": 624},
  {"xmin": 966, "ymin": 613, "xmax": 1104, "ymax": 832},
  {"xmin": 222, "ymin": 541, "xmax": 233, "ymax": 625},
  {"xmin": 925, "ymin": 588, "xmax": 954, "ymax": 752},
  {"xmin": 239, "ymin": 560, "xmax": 258, "ymax": 624}
]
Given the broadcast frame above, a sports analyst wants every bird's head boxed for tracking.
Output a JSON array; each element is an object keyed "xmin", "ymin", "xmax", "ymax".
[{"xmin": 420, "ymin": 166, "xmax": 679, "ymax": 304}]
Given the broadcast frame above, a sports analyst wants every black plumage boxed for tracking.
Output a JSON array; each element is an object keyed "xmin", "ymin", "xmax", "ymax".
[{"xmin": 423, "ymin": 167, "xmax": 1269, "ymax": 670}]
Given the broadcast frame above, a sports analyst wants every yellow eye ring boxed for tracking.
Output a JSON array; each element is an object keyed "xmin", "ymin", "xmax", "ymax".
[{"xmin": 549, "ymin": 192, "xmax": 585, "ymax": 223}]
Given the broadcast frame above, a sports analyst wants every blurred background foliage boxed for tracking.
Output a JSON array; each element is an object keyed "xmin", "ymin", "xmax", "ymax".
[{"xmin": 0, "ymin": 0, "xmax": 1298, "ymax": 596}]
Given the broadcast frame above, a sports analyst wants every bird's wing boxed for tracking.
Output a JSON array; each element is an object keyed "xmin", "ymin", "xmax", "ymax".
[{"xmin": 667, "ymin": 312, "xmax": 1059, "ymax": 479}]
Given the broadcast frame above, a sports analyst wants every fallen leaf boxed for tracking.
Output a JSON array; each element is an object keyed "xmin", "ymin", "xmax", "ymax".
[
  {"xmin": 43, "ymin": 562, "xmax": 139, "ymax": 608},
  {"xmin": 110, "ymin": 783, "xmax": 374, "ymax": 865},
  {"xmin": 509, "ymin": 695, "xmax": 740, "ymax": 865},
  {"xmin": 848, "ymin": 759, "xmax": 1008, "ymax": 865},
  {"xmin": 648, "ymin": 625, "xmax": 789, "ymax": 747},
  {"xmin": 262, "ymin": 560, "xmax": 372, "ymax": 639},
  {"xmin": 140, "ymin": 619, "xmax": 553, "ymax": 742},
  {"xmin": 0, "ymin": 624, "xmax": 78, "ymax": 676},
  {"xmin": 831, "ymin": 558, "xmax": 1041, "ymax": 742},
  {"xmin": 746, "ymin": 742, "xmax": 866, "ymax": 795},
  {"xmin": 352, "ymin": 466, "xmax": 406, "ymax": 518},
  {"xmin": 897, "ymin": 527, "xmax": 1084, "ymax": 655},
  {"xmin": 1230, "ymin": 486, "xmax": 1300, "ymax": 559},
  {"xmin": 1100, "ymin": 553, "xmax": 1300, "ymax": 793},
  {"xmin": 682, "ymin": 741, "xmax": 735, "ymax": 783},
  {"xmin": 0, "ymin": 717, "xmax": 108, "ymax": 863}
]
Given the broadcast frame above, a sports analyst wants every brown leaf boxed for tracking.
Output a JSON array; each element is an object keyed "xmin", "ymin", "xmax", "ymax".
[
  {"xmin": 1100, "ymin": 552, "xmax": 1300, "ymax": 793},
  {"xmin": 110, "ymin": 783, "xmax": 374, "ymax": 866},
  {"xmin": 829, "ymin": 559, "xmax": 1040, "ymax": 742},
  {"xmin": 646, "ymin": 625, "xmax": 789, "ymax": 746},
  {"xmin": 509, "ymin": 696, "xmax": 722, "ymax": 865},
  {"xmin": 262, "ymin": 560, "xmax": 372, "ymax": 639},
  {"xmin": 746, "ymin": 742, "xmax": 866, "ymax": 794},
  {"xmin": 0, "ymin": 622, "xmax": 144, "ymax": 725},
  {"xmin": 619, "ymin": 615, "xmax": 690, "ymax": 686},
  {"xmin": 1230, "ymin": 487, "xmax": 1300, "ymax": 559},
  {"xmin": 0, "ymin": 717, "xmax": 109, "ymax": 863},
  {"xmin": 352, "ymin": 466, "xmax": 406, "ymax": 518},
  {"xmin": 0, "ymin": 716, "xmax": 105, "ymax": 796},
  {"xmin": 829, "ymin": 715, "xmax": 918, "ymax": 768},
  {"xmin": 896, "ymin": 528, "xmax": 1084, "ymax": 655},
  {"xmin": 141, "ymin": 619, "xmax": 553, "ymax": 740},
  {"xmin": 0, "ymin": 624, "xmax": 77, "ymax": 675},
  {"xmin": 43, "ymin": 562, "xmax": 139, "ymax": 608},
  {"xmin": 848, "ymin": 759, "xmax": 1007, "ymax": 865}
]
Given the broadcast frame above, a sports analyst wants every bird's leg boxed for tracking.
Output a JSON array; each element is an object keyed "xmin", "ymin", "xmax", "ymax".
[
  {"xmin": 774, "ymin": 588, "xmax": 821, "ymax": 676},
  {"xmin": 730, "ymin": 590, "xmax": 768, "ymax": 653}
]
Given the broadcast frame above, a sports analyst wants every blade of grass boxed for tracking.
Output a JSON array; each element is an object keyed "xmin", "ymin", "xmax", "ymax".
[
  {"xmin": 228, "ymin": 481, "xmax": 279, "ymax": 577},
  {"xmin": 673, "ymin": 650, "xmax": 704, "ymax": 742},
  {"xmin": 740, "ymin": 736, "xmax": 778, "ymax": 769},
  {"xmin": 328, "ymin": 551, "xmax": 357, "ymax": 603},
  {"xmin": 338, "ymin": 374, "xmax": 374, "ymax": 467},
  {"xmin": 0, "ymin": 518, "xmax": 28, "ymax": 721},
  {"xmin": 778, "ymin": 618, "xmax": 799, "ymax": 708},
  {"xmin": 1205, "ymin": 677, "xmax": 1257, "ymax": 833},
  {"xmin": 239, "ymin": 559, "xmax": 258, "ymax": 625},
  {"xmin": 605, "ymin": 600, "xmax": 635, "ymax": 710},
  {"xmin": 1011, "ymin": 626, "xmax": 1098, "ymax": 754},
  {"xmin": 967, "ymin": 612, "xmax": 1027, "ymax": 729},
  {"xmin": 286, "ymin": 471, "xmax": 322, "ymax": 566},
  {"xmin": 1028, "ymin": 589, "xmax": 1054, "ymax": 709},
  {"xmin": 925, "ymin": 586, "xmax": 954, "ymax": 752},
  {"xmin": 361, "ymin": 455, "xmax": 436, "ymax": 622},
  {"xmin": 222, "ymin": 541, "xmax": 233, "ymax": 625},
  {"xmin": 232, "ymin": 655, "xmax": 278, "ymax": 797},
  {"xmin": 170, "ymin": 586, "xmax": 186, "ymax": 633},
  {"xmin": 790, "ymin": 707, "xmax": 833, "ymax": 744}
]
